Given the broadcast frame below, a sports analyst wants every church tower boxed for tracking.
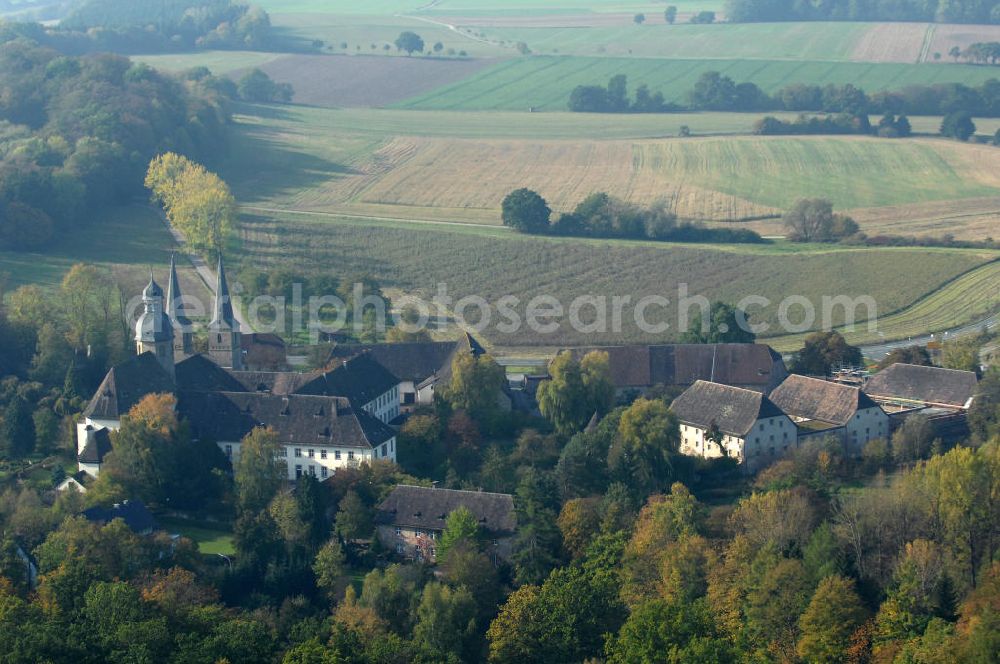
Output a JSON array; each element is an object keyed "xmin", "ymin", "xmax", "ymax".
[
  {"xmin": 207, "ymin": 255, "xmax": 242, "ymax": 370},
  {"xmin": 135, "ymin": 272, "xmax": 175, "ymax": 379},
  {"xmin": 166, "ymin": 254, "xmax": 194, "ymax": 361}
]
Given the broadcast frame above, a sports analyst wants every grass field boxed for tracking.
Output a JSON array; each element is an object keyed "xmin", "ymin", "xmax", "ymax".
[
  {"xmin": 134, "ymin": 51, "xmax": 284, "ymax": 74},
  {"xmin": 395, "ymin": 56, "xmax": 1000, "ymax": 111},
  {"xmin": 236, "ymin": 210, "xmax": 997, "ymax": 347},
  {"xmin": 0, "ymin": 204, "xmax": 209, "ymax": 299},
  {"xmin": 220, "ymin": 105, "xmax": 1000, "ymax": 230},
  {"xmin": 469, "ymin": 22, "xmax": 879, "ymax": 61},
  {"xmin": 159, "ymin": 517, "xmax": 235, "ymax": 556},
  {"xmin": 255, "ymin": 1, "xmax": 721, "ymax": 15},
  {"xmin": 766, "ymin": 259, "xmax": 1000, "ymax": 350}
]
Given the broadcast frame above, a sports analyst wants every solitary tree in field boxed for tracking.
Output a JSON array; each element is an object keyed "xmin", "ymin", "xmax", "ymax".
[
  {"xmin": 782, "ymin": 198, "xmax": 858, "ymax": 242},
  {"xmin": 395, "ymin": 31, "xmax": 425, "ymax": 55},
  {"xmin": 433, "ymin": 41, "xmax": 444, "ymax": 53},
  {"xmin": 501, "ymin": 188, "xmax": 551, "ymax": 233},
  {"xmin": 633, "ymin": 13, "xmax": 645, "ymax": 24},
  {"xmin": 665, "ymin": 5, "xmax": 678, "ymax": 23},
  {"xmin": 949, "ymin": 45, "xmax": 961, "ymax": 61}
]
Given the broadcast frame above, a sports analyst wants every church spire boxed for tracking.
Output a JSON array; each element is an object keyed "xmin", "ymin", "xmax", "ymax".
[
  {"xmin": 207, "ymin": 254, "xmax": 242, "ymax": 370},
  {"xmin": 210, "ymin": 255, "xmax": 237, "ymax": 331},
  {"xmin": 166, "ymin": 253, "xmax": 194, "ymax": 360}
]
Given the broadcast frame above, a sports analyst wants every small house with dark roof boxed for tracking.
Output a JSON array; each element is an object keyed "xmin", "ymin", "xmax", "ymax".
[
  {"xmin": 76, "ymin": 425, "xmax": 113, "ymax": 478},
  {"xmin": 769, "ymin": 374, "xmax": 888, "ymax": 454},
  {"xmin": 82, "ymin": 499, "xmax": 159, "ymax": 535},
  {"xmin": 864, "ymin": 363, "xmax": 979, "ymax": 411},
  {"xmin": 328, "ymin": 335, "xmax": 484, "ymax": 411},
  {"xmin": 565, "ymin": 343, "xmax": 788, "ymax": 396},
  {"xmin": 671, "ymin": 380, "xmax": 796, "ymax": 472},
  {"xmin": 296, "ymin": 353, "xmax": 400, "ymax": 423},
  {"xmin": 376, "ymin": 485, "xmax": 516, "ymax": 563}
]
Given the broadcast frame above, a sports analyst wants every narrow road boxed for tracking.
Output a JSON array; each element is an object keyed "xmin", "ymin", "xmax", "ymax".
[
  {"xmin": 158, "ymin": 209, "xmax": 252, "ymax": 331},
  {"xmin": 857, "ymin": 311, "xmax": 999, "ymax": 360}
]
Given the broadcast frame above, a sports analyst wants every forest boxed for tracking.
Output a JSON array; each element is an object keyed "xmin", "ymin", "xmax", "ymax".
[{"xmin": 0, "ymin": 37, "xmax": 233, "ymax": 250}]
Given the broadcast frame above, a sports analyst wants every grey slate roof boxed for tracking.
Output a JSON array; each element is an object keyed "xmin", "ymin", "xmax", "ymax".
[
  {"xmin": 77, "ymin": 427, "xmax": 112, "ymax": 463},
  {"xmin": 176, "ymin": 391, "xmax": 395, "ymax": 449},
  {"xmin": 83, "ymin": 500, "xmax": 158, "ymax": 534},
  {"xmin": 175, "ymin": 354, "xmax": 250, "ymax": 393},
  {"xmin": 296, "ymin": 353, "xmax": 399, "ymax": 406},
  {"xmin": 769, "ymin": 374, "xmax": 882, "ymax": 425},
  {"xmin": 328, "ymin": 336, "xmax": 483, "ymax": 386},
  {"xmin": 377, "ymin": 485, "xmax": 516, "ymax": 536},
  {"xmin": 864, "ymin": 363, "xmax": 979, "ymax": 409},
  {"xmin": 83, "ymin": 352, "xmax": 175, "ymax": 420},
  {"xmin": 670, "ymin": 380, "xmax": 786, "ymax": 437},
  {"xmin": 566, "ymin": 343, "xmax": 787, "ymax": 392}
]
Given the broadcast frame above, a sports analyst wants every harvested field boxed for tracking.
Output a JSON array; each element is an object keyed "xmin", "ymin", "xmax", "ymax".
[
  {"xmin": 925, "ymin": 23, "xmax": 1000, "ymax": 62},
  {"xmin": 235, "ymin": 54, "xmax": 504, "ymax": 108},
  {"xmin": 395, "ymin": 56, "xmax": 1000, "ymax": 111},
  {"xmin": 850, "ymin": 23, "xmax": 930, "ymax": 63},
  {"xmin": 220, "ymin": 105, "xmax": 1000, "ymax": 236},
  {"xmin": 235, "ymin": 210, "xmax": 997, "ymax": 348}
]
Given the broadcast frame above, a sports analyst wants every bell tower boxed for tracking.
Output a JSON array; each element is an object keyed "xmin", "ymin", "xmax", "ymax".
[
  {"xmin": 207, "ymin": 255, "xmax": 242, "ymax": 370},
  {"xmin": 135, "ymin": 272, "xmax": 175, "ymax": 378}
]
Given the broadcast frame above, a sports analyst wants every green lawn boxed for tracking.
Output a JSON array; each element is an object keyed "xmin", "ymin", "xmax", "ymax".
[
  {"xmin": 255, "ymin": 0, "xmax": 720, "ymax": 14},
  {"xmin": 159, "ymin": 517, "xmax": 236, "ymax": 556},
  {"xmin": 394, "ymin": 56, "xmax": 1000, "ymax": 111}
]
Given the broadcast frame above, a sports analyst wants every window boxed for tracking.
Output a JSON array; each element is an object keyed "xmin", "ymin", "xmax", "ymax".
[
  {"xmin": 335, "ymin": 450, "xmax": 341, "ymax": 460},
  {"xmin": 390, "ymin": 440, "xmax": 394, "ymax": 452},
  {"xmin": 396, "ymin": 543, "xmax": 404, "ymax": 554},
  {"xmin": 308, "ymin": 449, "xmax": 315, "ymax": 458},
  {"xmin": 295, "ymin": 464, "xmax": 302, "ymax": 478},
  {"xmin": 224, "ymin": 444, "xmax": 232, "ymax": 459},
  {"xmin": 381, "ymin": 443, "xmax": 388, "ymax": 457},
  {"xmin": 294, "ymin": 448, "xmax": 302, "ymax": 458},
  {"xmin": 308, "ymin": 465, "xmax": 316, "ymax": 476},
  {"xmin": 321, "ymin": 467, "xmax": 328, "ymax": 479},
  {"xmin": 321, "ymin": 449, "xmax": 327, "ymax": 459},
  {"xmin": 280, "ymin": 447, "xmax": 288, "ymax": 457},
  {"xmin": 348, "ymin": 451, "xmax": 355, "ymax": 460},
  {"xmin": 395, "ymin": 527, "xmax": 402, "ymax": 536}
]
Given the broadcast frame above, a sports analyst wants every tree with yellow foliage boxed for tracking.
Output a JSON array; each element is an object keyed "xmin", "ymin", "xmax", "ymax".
[{"xmin": 145, "ymin": 153, "xmax": 235, "ymax": 256}]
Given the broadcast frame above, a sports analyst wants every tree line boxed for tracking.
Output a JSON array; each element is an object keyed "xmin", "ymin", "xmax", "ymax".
[
  {"xmin": 569, "ymin": 72, "xmax": 1000, "ymax": 119},
  {"xmin": 501, "ymin": 189, "xmax": 765, "ymax": 243},
  {"xmin": 0, "ymin": 0, "xmax": 275, "ymax": 54},
  {"xmin": 0, "ymin": 38, "xmax": 232, "ymax": 251},
  {"xmin": 724, "ymin": 0, "xmax": 1000, "ymax": 25}
]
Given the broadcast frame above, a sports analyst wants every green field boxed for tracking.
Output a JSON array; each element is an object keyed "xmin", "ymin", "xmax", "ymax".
[
  {"xmin": 134, "ymin": 51, "xmax": 284, "ymax": 74},
  {"xmin": 236, "ymin": 210, "xmax": 997, "ymax": 347},
  {"xmin": 255, "ymin": 0, "xmax": 720, "ymax": 14},
  {"xmin": 767, "ymin": 259, "xmax": 1000, "ymax": 350},
  {"xmin": 159, "ymin": 517, "xmax": 235, "ymax": 556},
  {"xmin": 473, "ymin": 22, "xmax": 873, "ymax": 60},
  {"xmin": 395, "ymin": 56, "xmax": 1000, "ymax": 111},
  {"xmin": 0, "ymin": 204, "xmax": 210, "ymax": 301},
  {"xmin": 219, "ymin": 104, "xmax": 1000, "ymax": 230}
]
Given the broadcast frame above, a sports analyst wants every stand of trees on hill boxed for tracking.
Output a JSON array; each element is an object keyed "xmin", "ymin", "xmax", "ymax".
[
  {"xmin": 570, "ymin": 73, "xmax": 1000, "ymax": 120},
  {"xmin": 725, "ymin": 0, "xmax": 1000, "ymax": 24},
  {"xmin": 0, "ymin": 0, "xmax": 275, "ymax": 54},
  {"xmin": 501, "ymin": 189, "xmax": 765, "ymax": 243},
  {"xmin": 0, "ymin": 40, "xmax": 232, "ymax": 251}
]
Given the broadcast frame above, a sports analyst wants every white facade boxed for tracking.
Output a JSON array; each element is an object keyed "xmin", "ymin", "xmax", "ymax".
[
  {"xmin": 842, "ymin": 407, "xmax": 890, "ymax": 455},
  {"xmin": 679, "ymin": 413, "xmax": 797, "ymax": 472},
  {"xmin": 221, "ymin": 437, "xmax": 397, "ymax": 481},
  {"xmin": 363, "ymin": 385, "xmax": 401, "ymax": 423}
]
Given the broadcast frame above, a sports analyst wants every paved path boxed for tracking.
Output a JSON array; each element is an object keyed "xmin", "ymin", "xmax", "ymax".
[
  {"xmin": 158, "ymin": 210, "xmax": 252, "ymax": 331},
  {"xmin": 857, "ymin": 311, "xmax": 999, "ymax": 360}
]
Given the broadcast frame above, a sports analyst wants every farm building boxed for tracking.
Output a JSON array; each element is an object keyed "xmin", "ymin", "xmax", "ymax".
[
  {"xmin": 769, "ymin": 374, "xmax": 889, "ymax": 455},
  {"xmin": 376, "ymin": 485, "xmax": 516, "ymax": 564},
  {"xmin": 864, "ymin": 363, "xmax": 979, "ymax": 411},
  {"xmin": 564, "ymin": 343, "xmax": 788, "ymax": 395},
  {"xmin": 671, "ymin": 380, "xmax": 797, "ymax": 472}
]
